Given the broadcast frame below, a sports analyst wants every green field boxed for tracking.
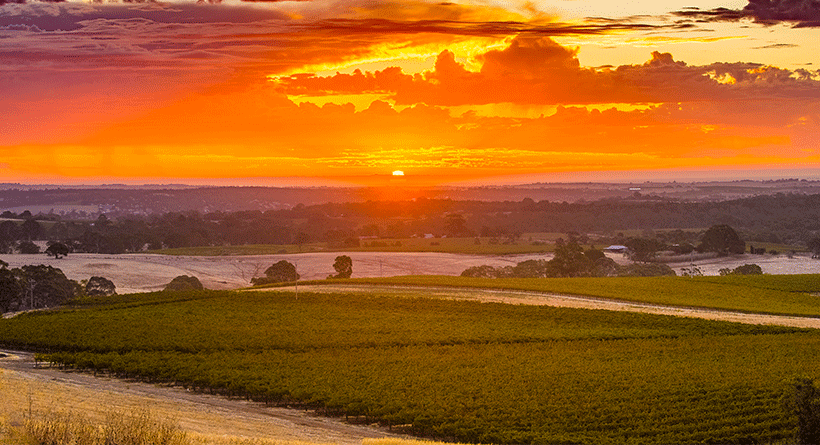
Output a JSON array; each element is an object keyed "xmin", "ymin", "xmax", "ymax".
[
  {"xmin": 2, "ymin": 278, "xmax": 820, "ymax": 444},
  {"xmin": 150, "ymin": 236, "xmax": 561, "ymax": 256},
  {"xmin": 266, "ymin": 274, "xmax": 820, "ymax": 318}
]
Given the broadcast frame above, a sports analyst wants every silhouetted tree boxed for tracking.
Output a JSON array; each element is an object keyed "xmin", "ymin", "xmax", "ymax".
[
  {"xmin": 17, "ymin": 241, "xmax": 40, "ymax": 254},
  {"xmin": 15, "ymin": 265, "xmax": 78, "ymax": 309},
  {"xmin": 86, "ymin": 276, "xmax": 116, "ymax": 296},
  {"xmin": 164, "ymin": 275, "xmax": 204, "ymax": 291},
  {"xmin": 45, "ymin": 242, "xmax": 70, "ymax": 259},
  {"xmin": 0, "ymin": 263, "xmax": 20, "ymax": 313},
  {"xmin": 511, "ymin": 259, "xmax": 549, "ymax": 278},
  {"xmin": 0, "ymin": 220, "xmax": 19, "ymax": 243},
  {"xmin": 547, "ymin": 241, "xmax": 593, "ymax": 277},
  {"xmin": 719, "ymin": 264, "xmax": 763, "ymax": 275},
  {"xmin": 20, "ymin": 218, "xmax": 42, "ymax": 241},
  {"xmin": 252, "ymin": 260, "xmax": 300, "ymax": 285},
  {"xmin": 331, "ymin": 255, "xmax": 353, "ymax": 278},
  {"xmin": 445, "ymin": 213, "xmax": 468, "ymax": 238},
  {"xmin": 461, "ymin": 265, "xmax": 498, "ymax": 278},
  {"xmin": 698, "ymin": 224, "xmax": 745, "ymax": 256},
  {"xmin": 625, "ymin": 237, "xmax": 664, "ymax": 263},
  {"xmin": 618, "ymin": 263, "xmax": 676, "ymax": 277}
]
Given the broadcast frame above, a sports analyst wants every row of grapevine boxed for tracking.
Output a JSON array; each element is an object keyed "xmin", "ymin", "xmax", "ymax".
[
  {"xmin": 351, "ymin": 274, "xmax": 820, "ymax": 316},
  {"xmin": 3, "ymin": 286, "xmax": 818, "ymax": 443},
  {"xmin": 35, "ymin": 333, "xmax": 817, "ymax": 443}
]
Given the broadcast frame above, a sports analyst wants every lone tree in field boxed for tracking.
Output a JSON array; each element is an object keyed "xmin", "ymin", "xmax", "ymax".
[
  {"xmin": 698, "ymin": 224, "xmax": 745, "ymax": 256},
  {"xmin": 45, "ymin": 242, "xmax": 70, "ymax": 259},
  {"xmin": 164, "ymin": 275, "xmax": 204, "ymax": 292},
  {"xmin": 331, "ymin": 255, "xmax": 352, "ymax": 279},
  {"xmin": 252, "ymin": 260, "xmax": 299, "ymax": 285},
  {"xmin": 86, "ymin": 276, "xmax": 116, "ymax": 296}
]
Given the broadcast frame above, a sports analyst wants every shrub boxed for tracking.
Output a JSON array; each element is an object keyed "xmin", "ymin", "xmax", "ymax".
[
  {"xmin": 164, "ymin": 276, "xmax": 204, "ymax": 292},
  {"xmin": 461, "ymin": 265, "xmax": 498, "ymax": 278},
  {"xmin": 618, "ymin": 263, "xmax": 676, "ymax": 277},
  {"xmin": 251, "ymin": 260, "xmax": 299, "ymax": 285},
  {"xmin": 732, "ymin": 264, "xmax": 763, "ymax": 275},
  {"xmin": 17, "ymin": 241, "xmax": 40, "ymax": 254},
  {"xmin": 86, "ymin": 276, "xmax": 116, "ymax": 296},
  {"xmin": 719, "ymin": 264, "xmax": 763, "ymax": 276},
  {"xmin": 331, "ymin": 255, "xmax": 353, "ymax": 279}
]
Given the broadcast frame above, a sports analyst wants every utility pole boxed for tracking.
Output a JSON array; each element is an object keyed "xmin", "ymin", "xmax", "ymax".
[{"xmin": 28, "ymin": 280, "xmax": 35, "ymax": 310}]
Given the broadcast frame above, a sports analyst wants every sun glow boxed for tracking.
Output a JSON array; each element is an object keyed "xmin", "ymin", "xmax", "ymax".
[{"xmin": 392, "ymin": 170, "xmax": 405, "ymax": 176}]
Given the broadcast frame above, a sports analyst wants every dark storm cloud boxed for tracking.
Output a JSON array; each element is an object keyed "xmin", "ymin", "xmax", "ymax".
[
  {"xmin": 753, "ymin": 42, "xmax": 799, "ymax": 48},
  {"xmin": 675, "ymin": 0, "xmax": 820, "ymax": 27},
  {"xmin": 310, "ymin": 17, "xmax": 661, "ymax": 37},
  {"xmin": 0, "ymin": 2, "xmax": 288, "ymax": 31}
]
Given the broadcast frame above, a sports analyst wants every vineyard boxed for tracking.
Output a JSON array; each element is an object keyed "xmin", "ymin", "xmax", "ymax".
[
  {"xmin": 1, "ymin": 281, "xmax": 819, "ymax": 443},
  {"xmin": 318, "ymin": 274, "xmax": 820, "ymax": 317}
]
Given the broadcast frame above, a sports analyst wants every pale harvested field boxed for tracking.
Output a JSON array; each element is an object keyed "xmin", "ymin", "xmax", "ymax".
[
  {"xmin": 0, "ymin": 252, "xmax": 547, "ymax": 294},
  {"xmin": 1, "ymin": 251, "xmax": 818, "ymax": 295},
  {"xmin": 667, "ymin": 252, "xmax": 820, "ymax": 275}
]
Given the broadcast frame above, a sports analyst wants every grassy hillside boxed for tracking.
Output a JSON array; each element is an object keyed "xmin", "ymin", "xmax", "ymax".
[
  {"xmin": 301, "ymin": 274, "xmax": 820, "ymax": 317},
  {"xmin": 1, "ymin": 284, "xmax": 818, "ymax": 444}
]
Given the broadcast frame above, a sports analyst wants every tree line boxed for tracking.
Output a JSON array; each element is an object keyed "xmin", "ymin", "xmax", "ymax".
[
  {"xmin": 463, "ymin": 225, "xmax": 758, "ymax": 278},
  {"xmin": 0, "ymin": 260, "xmax": 117, "ymax": 313},
  {"xmin": 3, "ymin": 192, "xmax": 820, "ymax": 253}
]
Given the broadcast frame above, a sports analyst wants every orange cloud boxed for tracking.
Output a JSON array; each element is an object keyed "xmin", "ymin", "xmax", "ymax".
[
  {"xmin": 2, "ymin": 74, "xmax": 810, "ymax": 184},
  {"xmin": 276, "ymin": 36, "xmax": 820, "ymax": 106},
  {"xmin": 3, "ymin": 0, "xmax": 820, "ymax": 184}
]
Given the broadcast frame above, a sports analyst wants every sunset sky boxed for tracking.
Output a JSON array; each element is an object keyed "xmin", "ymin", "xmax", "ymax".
[{"xmin": 2, "ymin": 0, "xmax": 820, "ymax": 186}]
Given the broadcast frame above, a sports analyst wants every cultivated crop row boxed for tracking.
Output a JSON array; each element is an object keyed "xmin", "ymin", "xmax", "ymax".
[
  {"xmin": 1, "ymin": 287, "xmax": 817, "ymax": 443},
  {"xmin": 344, "ymin": 274, "xmax": 820, "ymax": 316}
]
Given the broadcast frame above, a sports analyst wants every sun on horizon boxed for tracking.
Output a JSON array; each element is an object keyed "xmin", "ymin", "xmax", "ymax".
[{"xmin": 2, "ymin": 0, "xmax": 820, "ymax": 185}]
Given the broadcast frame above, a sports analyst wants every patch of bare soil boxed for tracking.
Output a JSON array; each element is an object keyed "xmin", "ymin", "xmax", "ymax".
[
  {"xmin": 0, "ymin": 351, "xmax": 403, "ymax": 445},
  {"xmin": 0, "ymin": 252, "xmax": 548, "ymax": 294}
]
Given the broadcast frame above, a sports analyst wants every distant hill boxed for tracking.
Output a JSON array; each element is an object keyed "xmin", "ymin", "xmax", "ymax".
[{"xmin": 3, "ymin": 179, "xmax": 820, "ymax": 217}]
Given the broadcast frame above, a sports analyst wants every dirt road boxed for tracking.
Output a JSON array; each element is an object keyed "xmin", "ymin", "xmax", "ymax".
[
  {"xmin": 263, "ymin": 283, "xmax": 820, "ymax": 329},
  {"xmin": 0, "ymin": 350, "xmax": 401, "ymax": 445}
]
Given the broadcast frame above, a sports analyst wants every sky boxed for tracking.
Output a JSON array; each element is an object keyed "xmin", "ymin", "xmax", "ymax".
[{"xmin": 2, "ymin": 0, "xmax": 820, "ymax": 186}]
